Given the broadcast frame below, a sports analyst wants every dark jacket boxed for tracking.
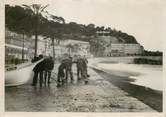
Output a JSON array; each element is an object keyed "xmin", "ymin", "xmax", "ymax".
[
  {"xmin": 61, "ymin": 58, "xmax": 72, "ymax": 70},
  {"xmin": 33, "ymin": 60, "xmax": 46, "ymax": 72},
  {"xmin": 58, "ymin": 62, "xmax": 67, "ymax": 77},
  {"xmin": 45, "ymin": 58, "xmax": 54, "ymax": 71}
]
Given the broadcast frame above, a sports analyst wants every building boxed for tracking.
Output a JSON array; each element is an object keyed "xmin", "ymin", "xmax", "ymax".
[
  {"xmin": 53, "ymin": 45, "xmax": 68, "ymax": 57},
  {"xmin": 105, "ymin": 43, "xmax": 125, "ymax": 56},
  {"xmin": 62, "ymin": 40, "xmax": 90, "ymax": 57},
  {"xmin": 105, "ymin": 43, "xmax": 143, "ymax": 56},
  {"xmin": 37, "ymin": 37, "xmax": 52, "ymax": 56},
  {"xmin": 124, "ymin": 44, "xmax": 143, "ymax": 55},
  {"xmin": 50, "ymin": 39, "xmax": 90, "ymax": 57},
  {"xmin": 6, "ymin": 28, "xmax": 91, "ymax": 63},
  {"xmin": 5, "ymin": 28, "xmax": 35, "ymax": 64},
  {"xmin": 5, "ymin": 28, "xmax": 54, "ymax": 64},
  {"xmin": 37, "ymin": 39, "xmax": 90, "ymax": 58},
  {"xmin": 96, "ymin": 31, "xmax": 143, "ymax": 56}
]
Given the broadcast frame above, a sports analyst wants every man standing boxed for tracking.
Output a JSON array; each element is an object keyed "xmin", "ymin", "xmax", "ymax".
[
  {"xmin": 44, "ymin": 56, "xmax": 54, "ymax": 85},
  {"xmin": 76, "ymin": 57, "xmax": 83, "ymax": 80},
  {"xmin": 32, "ymin": 57, "xmax": 45, "ymax": 87},
  {"xmin": 61, "ymin": 56, "xmax": 73, "ymax": 82},
  {"xmin": 57, "ymin": 62, "xmax": 67, "ymax": 87},
  {"xmin": 76, "ymin": 56, "xmax": 89, "ymax": 80},
  {"xmin": 82, "ymin": 55, "xmax": 90, "ymax": 78}
]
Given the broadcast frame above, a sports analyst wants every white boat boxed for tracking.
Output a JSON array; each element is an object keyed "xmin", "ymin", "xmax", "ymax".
[{"xmin": 5, "ymin": 59, "xmax": 43, "ymax": 86}]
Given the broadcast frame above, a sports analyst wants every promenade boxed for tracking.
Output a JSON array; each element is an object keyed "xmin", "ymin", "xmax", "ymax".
[{"xmin": 5, "ymin": 62, "xmax": 156, "ymax": 112}]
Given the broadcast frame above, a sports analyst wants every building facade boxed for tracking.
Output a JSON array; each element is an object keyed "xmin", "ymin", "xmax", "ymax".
[
  {"xmin": 5, "ymin": 28, "xmax": 53, "ymax": 64},
  {"xmin": 124, "ymin": 44, "xmax": 143, "ymax": 55},
  {"xmin": 51, "ymin": 39, "xmax": 90, "ymax": 57},
  {"xmin": 96, "ymin": 31, "xmax": 144, "ymax": 57},
  {"xmin": 37, "ymin": 37, "xmax": 52, "ymax": 56},
  {"xmin": 105, "ymin": 43, "xmax": 143, "ymax": 56},
  {"xmin": 5, "ymin": 28, "xmax": 35, "ymax": 64},
  {"xmin": 37, "ymin": 39, "xmax": 90, "ymax": 58}
]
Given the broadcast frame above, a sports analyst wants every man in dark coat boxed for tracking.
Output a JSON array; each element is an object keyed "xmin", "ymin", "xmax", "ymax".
[
  {"xmin": 31, "ymin": 56, "xmax": 39, "ymax": 63},
  {"xmin": 76, "ymin": 56, "xmax": 89, "ymax": 80},
  {"xmin": 32, "ymin": 58, "xmax": 45, "ymax": 87},
  {"xmin": 76, "ymin": 57, "xmax": 84, "ymax": 80},
  {"xmin": 57, "ymin": 62, "xmax": 67, "ymax": 87},
  {"xmin": 61, "ymin": 57, "xmax": 73, "ymax": 82},
  {"xmin": 44, "ymin": 56, "xmax": 54, "ymax": 85},
  {"xmin": 31, "ymin": 54, "xmax": 43, "ymax": 63},
  {"xmin": 82, "ymin": 56, "xmax": 90, "ymax": 78}
]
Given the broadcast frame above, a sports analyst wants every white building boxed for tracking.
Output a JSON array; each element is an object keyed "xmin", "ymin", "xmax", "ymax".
[
  {"xmin": 5, "ymin": 28, "xmax": 91, "ymax": 62},
  {"xmin": 50, "ymin": 39, "xmax": 90, "ymax": 57},
  {"xmin": 62, "ymin": 40, "xmax": 90, "ymax": 57},
  {"xmin": 53, "ymin": 45, "xmax": 68, "ymax": 57},
  {"xmin": 5, "ymin": 28, "xmax": 35, "ymax": 63},
  {"xmin": 5, "ymin": 29, "xmax": 52, "ymax": 63},
  {"xmin": 37, "ymin": 37, "xmax": 52, "ymax": 56},
  {"xmin": 96, "ymin": 31, "xmax": 143, "ymax": 56},
  {"xmin": 38, "ymin": 39, "xmax": 90, "ymax": 58},
  {"xmin": 124, "ymin": 44, "xmax": 143, "ymax": 55},
  {"xmin": 105, "ymin": 43, "xmax": 143, "ymax": 56}
]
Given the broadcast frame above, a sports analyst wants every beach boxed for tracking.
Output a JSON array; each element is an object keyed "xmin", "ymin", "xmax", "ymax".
[
  {"xmin": 5, "ymin": 57, "xmax": 162, "ymax": 112},
  {"xmin": 89, "ymin": 57, "xmax": 162, "ymax": 112}
]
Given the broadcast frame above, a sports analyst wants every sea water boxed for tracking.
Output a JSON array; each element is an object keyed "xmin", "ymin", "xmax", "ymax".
[{"xmin": 95, "ymin": 63, "xmax": 162, "ymax": 91}]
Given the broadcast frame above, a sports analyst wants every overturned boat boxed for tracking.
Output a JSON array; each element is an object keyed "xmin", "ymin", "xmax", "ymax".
[{"xmin": 5, "ymin": 60, "xmax": 43, "ymax": 86}]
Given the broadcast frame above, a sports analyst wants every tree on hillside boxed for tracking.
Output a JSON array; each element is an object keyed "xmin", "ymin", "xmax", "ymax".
[
  {"xmin": 84, "ymin": 24, "xmax": 96, "ymax": 36},
  {"xmin": 6, "ymin": 5, "xmax": 140, "ymax": 59}
]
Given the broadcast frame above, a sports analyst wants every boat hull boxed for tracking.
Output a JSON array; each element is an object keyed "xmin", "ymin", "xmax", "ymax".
[{"xmin": 5, "ymin": 60, "xmax": 42, "ymax": 86}]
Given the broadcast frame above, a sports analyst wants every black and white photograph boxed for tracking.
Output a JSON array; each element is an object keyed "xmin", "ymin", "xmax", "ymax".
[{"xmin": 4, "ymin": 0, "xmax": 163, "ymax": 113}]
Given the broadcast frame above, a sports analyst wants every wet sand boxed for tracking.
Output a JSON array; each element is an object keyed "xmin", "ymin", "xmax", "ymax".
[
  {"xmin": 5, "ymin": 64, "xmax": 156, "ymax": 112},
  {"xmin": 92, "ymin": 68, "xmax": 162, "ymax": 112}
]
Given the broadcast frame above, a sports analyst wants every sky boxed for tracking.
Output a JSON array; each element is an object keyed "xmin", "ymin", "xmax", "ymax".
[{"xmin": 45, "ymin": 0, "xmax": 163, "ymax": 51}]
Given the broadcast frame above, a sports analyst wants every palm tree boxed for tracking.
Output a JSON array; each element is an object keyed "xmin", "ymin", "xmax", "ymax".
[
  {"xmin": 40, "ymin": 14, "xmax": 65, "ymax": 59},
  {"xmin": 22, "ymin": 4, "xmax": 49, "ymax": 57}
]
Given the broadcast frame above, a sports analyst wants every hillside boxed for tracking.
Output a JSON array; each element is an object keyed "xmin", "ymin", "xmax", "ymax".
[
  {"xmin": 5, "ymin": 5, "xmax": 138, "ymax": 44},
  {"xmin": 5, "ymin": 5, "xmax": 139, "ymax": 57}
]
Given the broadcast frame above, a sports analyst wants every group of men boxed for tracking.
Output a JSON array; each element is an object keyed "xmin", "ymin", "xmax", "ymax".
[
  {"xmin": 32, "ymin": 55, "xmax": 54, "ymax": 87},
  {"xmin": 57, "ymin": 56, "xmax": 89, "ymax": 87},
  {"xmin": 32, "ymin": 55, "xmax": 89, "ymax": 87}
]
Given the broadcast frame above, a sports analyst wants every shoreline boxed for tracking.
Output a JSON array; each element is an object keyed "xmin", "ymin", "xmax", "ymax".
[
  {"xmin": 91, "ymin": 67, "xmax": 162, "ymax": 112},
  {"xmin": 88, "ymin": 57, "xmax": 162, "ymax": 92},
  {"xmin": 5, "ymin": 64, "xmax": 156, "ymax": 112}
]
